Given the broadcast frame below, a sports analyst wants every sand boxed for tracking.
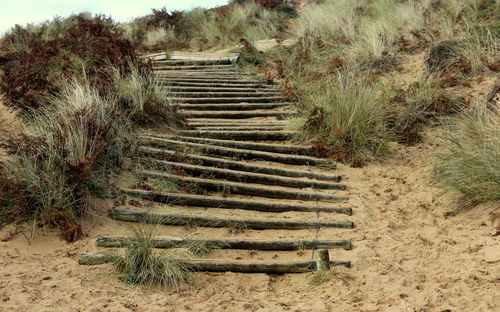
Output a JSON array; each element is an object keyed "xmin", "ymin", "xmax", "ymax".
[{"xmin": 0, "ymin": 128, "xmax": 498, "ymax": 312}]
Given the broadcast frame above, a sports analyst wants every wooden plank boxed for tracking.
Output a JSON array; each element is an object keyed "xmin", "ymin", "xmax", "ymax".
[
  {"xmin": 109, "ymin": 209, "xmax": 354, "ymax": 229},
  {"xmin": 96, "ymin": 236, "xmax": 352, "ymax": 250},
  {"xmin": 78, "ymin": 252, "xmax": 351, "ymax": 272}
]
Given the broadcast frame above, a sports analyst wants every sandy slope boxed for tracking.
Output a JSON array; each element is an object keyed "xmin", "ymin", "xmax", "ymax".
[{"xmin": 0, "ymin": 129, "xmax": 498, "ymax": 312}]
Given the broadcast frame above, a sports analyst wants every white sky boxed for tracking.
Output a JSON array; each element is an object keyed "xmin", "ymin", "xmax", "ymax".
[{"xmin": 0, "ymin": 0, "xmax": 229, "ymax": 34}]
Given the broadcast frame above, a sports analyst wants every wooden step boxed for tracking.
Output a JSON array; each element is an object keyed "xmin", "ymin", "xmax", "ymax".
[
  {"xmin": 194, "ymin": 126, "xmax": 285, "ymax": 131},
  {"xmin": 96, "ymin": 236, "xmax": 352, "ymax": 250},
  {"xmin": 175, "ymin": 130, "xmax": 293, "ymax": 141},
  {"xmin": 79, "ymin": 252, "xmax": 351, "ymax": 272},
  {"xmin": 152, "ymin": 65, "xmax": 236, "ymax": 70},
  {"xmin": 170, "ymin": 96, "xmax": 285, "ymax": 104},
  {"xmin": 163, "ymin": 82, "xmax": 274, "ymax": 88},
  {"xmin": 156, "ymin": 78, "xmax": 267, "ymax": 84},
  {"xmin": 179, "ymin": 103, "xmax": 290, "ymax": 111},
  {"xmin": 109, "ymin": 209, "xmax": 354, "ymax": 229},
  {"xmin": 121, "ymin": 188, "xmax": 351, "ymax": 214},
  {"xmin": 182, "ymin": 110, "xmax": 295, "ymax": 119},
  {"xmin": 166, "ymin": 86, "xmax": 279, "ymax": 92},
  {"xmin": 170, "ymin": 92, "xmax": 281, "ymax": 98}
]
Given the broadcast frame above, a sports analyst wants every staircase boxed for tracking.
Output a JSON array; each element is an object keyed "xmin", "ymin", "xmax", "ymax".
[{"xmin": 82, "ymin": 51, "xmax": 353, "ymax": 273}]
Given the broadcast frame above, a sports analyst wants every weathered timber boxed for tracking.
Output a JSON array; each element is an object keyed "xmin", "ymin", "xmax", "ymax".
[
  {"xmin": 138, "ymin": 147, "xmax": 341, "ymax": 182},
  {"xmin": 142, "ymin": 134, "xmax": 314, "ymax": 155},
  {"xmin": 166, "ymin": 86, "xmax": 279, "ymax": 92},
  {"xmin": 96, "ymin": 236, "xmax": 352, "ymax": 250},
  {"xmin": 156, "ymin": 78, "xmax": 267, "ymax": 85},
  {"xmin": 179, "ymin": 103, "xmax": 290, "ymax": 111},
  {"xmin": 147, "ymin": 159, "xmax": 346, "ymax": 190},
  {"xmin": 109, "ymin": 209, "xmax": 354, "ymax": 229},
  {"xmin": 152, "ymin": 65, "xmax": 235, "ymax": 70},
  {"xmin": 175, "ymin": 130, "xmax": 293, "ymax": 141},
  {"xmin": 168, "ymin": 96, "xmax": 285, "ymax": 104},
  {"xmin": 140, "ymin": 170, "xmax": 348, "ymax": 201},
  {"xmin": 187, "ymin": 121, "xmax": 287, "ymax": 127},
  {"xmin": 120, "ymin": 188, "xmax": 352, "ymax": 214},
  {"xmin": 162, "ymin": 81, "xmax": 274, "ymax": 88},
  {"xmin": 138, "ymin": 136, "xmax": 332, "ymax": 166},
  {"xmin": 195, "ymin": 126, "xmax": 285, "ymax": 131},
  {"xmin": 78, "ymin": 252, "xmax": 351, "ymax": 272},
  {"xmin": 315, "ymin": 249, "xmax": 331, "ymax": 271},
  {"xmin": 170, "ymin": 92, "xmax": 281, "ymax": 98},
  {"xmin": 182, "ymin": 110, "xmax": 296, "ymax": 119},
  {"xmin": 153, "ymin": 59, "xmax": 234, "ymax": 65}
]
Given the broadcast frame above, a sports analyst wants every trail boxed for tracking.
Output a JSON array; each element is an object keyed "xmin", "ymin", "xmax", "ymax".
[{"xmin": 89, "ymin": 51, "xmax": 354, "ymax": 273}]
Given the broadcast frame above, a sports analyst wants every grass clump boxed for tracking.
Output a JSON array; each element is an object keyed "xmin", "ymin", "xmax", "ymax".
[
  {"xmin": 116, "ymin": 224, "xmax": 191, "ymax": 287},
  {"xmin": 297, "ymin": 72, "xmax": 389, "ymax": 166},
  {"xmin": 433, "ymin": 100, "xmax": 500, "ymax": 209},
  {"xmin": 123, "ymin": 1, "xmax": 296, "ymax": 51}
]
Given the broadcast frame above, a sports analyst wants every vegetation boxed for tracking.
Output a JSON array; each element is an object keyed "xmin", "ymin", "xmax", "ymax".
[
  {"xmin": 254, "ymin": 0, "xmax": 498, "ymax": 167},
  {"xmin": 433, "ymin": 100, "xmax": 499, "ymax": 210},
  {"xmin": 116, "ymin": 223, "xmax": 191, "ymax": 287},
  {"xmin": 121, "ymin": 0, "xmax": 297, "ymax": 51},
  {"xmin": 0, "ymin": 14, "xmax": 179, "ymax": 240}
]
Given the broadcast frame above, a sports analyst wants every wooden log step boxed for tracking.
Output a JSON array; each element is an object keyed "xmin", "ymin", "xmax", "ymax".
[
  {"xmin": 109, "ymin": 209, "xmax": 354, "ymax": 229},
  {"xmin": 155, "ymin": 75, "xmax": 262, "ymax": 81},
  {"xmin": 187, "ymin": 120, "xmax": 287, "ymax": 127},
  {"xmin": 153, "ymin": 59, "xmax": 234, "ymax": 65},
  {"xmin": 168, "ymin": 96, "xmax": 285, "ymax": 104},
  {"xmin": 170, "ymin": 92, "xmax": 281, "ymax": 98},
  {"xmin": 155, "ymin": 72, "xmax": 254, "ymax": 78},
  {"xmin": 156, "ymin": 78, "xmax": 267, "ymax": 85},
  {"xmin": 78, "ymin": 252, "xmax": 351, "ymax": 272},
  {"xmin": 96, "ymin": 236, "xmax": 352, "ymax": 250},
  {"xmin": 152, "ymin": 65, "xmax": 235, "ymax": 70},
  {"xmin": 163, "ymin": 82, "xmax": 274, "ymax": 88},
  {"xmin": 175, "ymin": 130, "xmax": 293, "ymax": 141},
  {"xmin": 182, "ymin": 110, "xmax": 296, "ymax": 119},
  {"xmin": 138, "ymin": 136, "xmax": 332, "ymax": 165},
  {"xmin": 147, "ymin": 159, "xmax": 346, "ymax": 190},
  {"xmin": 166, "ymin": 86, "xmax": 279, "ymax": 92},
  {"xmin": 143, "ymin": 134, "xmax": 313, "ymax": 155},
  {"xmin": 180, "ymin": 103, "xmax": 290, "ymax": 111},
  {"xmin": 138, "ymin": 147, "xmax": 342, "ymax": 182},
  {"xmin": 140, "ymin": 170, "xmax": 348, "ymax": 201},
  {"xmin": 195, "ymin": 126, "xmax": 285, "ymax": 131},
  {"xmin": 121, "ymin": 188, "xmax": 351, "ymax": 214}
]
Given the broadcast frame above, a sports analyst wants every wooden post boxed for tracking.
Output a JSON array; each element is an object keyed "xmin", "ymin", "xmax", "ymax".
[{"xmin": 315, "ymin": 249, "xmax": 331, "ymax": 271}]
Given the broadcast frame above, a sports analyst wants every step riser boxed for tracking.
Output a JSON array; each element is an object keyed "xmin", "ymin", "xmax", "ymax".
[
  {"xmin": 183, "ymin": 111, "xmax": 295, "ymax": 119},
  {"xmin": 180, "ymin": 103, "xmax": 290, "ymax": 111},
  {"xmin": 170, "ymin": 92, "xmax": 282, "ymax": 98},
  {"xmin": 110, "ymin": 209, "xmax": 354, "ymax": 229},
  {"xmin": 194, "ymin": 126, "xmax": 285, "ymax": 131},
  {"xmin": 97, "ymin": 237, "xmax": 352, "ymax": 250},
  {"xmin": 166, "ymin": 87, "xmax": 279, "ymax": 92},
  {"xmin": 176, "ymin": 130, "xmax": 292, "ymax": 141}
]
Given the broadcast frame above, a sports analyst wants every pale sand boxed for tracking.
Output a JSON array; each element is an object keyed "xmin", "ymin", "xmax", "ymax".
[{"xmin": 0, "ymin": 128, "xmax": 498, "ymax": 312}]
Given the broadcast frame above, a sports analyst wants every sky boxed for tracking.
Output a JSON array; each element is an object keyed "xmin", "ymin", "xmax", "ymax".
[{"xmin": 0, "ymin": 0, "xmax": 229, "ymax": 34}]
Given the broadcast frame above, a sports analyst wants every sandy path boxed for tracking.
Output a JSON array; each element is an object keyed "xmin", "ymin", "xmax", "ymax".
[{"xmin": 0, "ymin": 129, "xmax": 498, "ymax": 312}]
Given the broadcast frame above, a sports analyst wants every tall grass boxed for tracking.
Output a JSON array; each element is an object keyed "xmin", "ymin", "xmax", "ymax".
[
  {"xmin": 124, "ymin": 2, "xmax": 294, "ymax": 51},
  {"xmin": 433, "ymin": 100, "xmax": 500, "ymax": 209},
  {"xmin": 0, "ymin": 65, "xmax": 177, "ymax": 240},
  {"xmin": 116, "ymin": 223, "xmax": 190, "ymax": 287},
  {"xmin": 297, "ymin": 72, "xmax": 389, "ymax": 164}
]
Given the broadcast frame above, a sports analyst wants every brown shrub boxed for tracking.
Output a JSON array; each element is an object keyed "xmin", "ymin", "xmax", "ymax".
[{"xmin": 0, "ymin": 14, "xmax": 140, "ymax": 110}]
